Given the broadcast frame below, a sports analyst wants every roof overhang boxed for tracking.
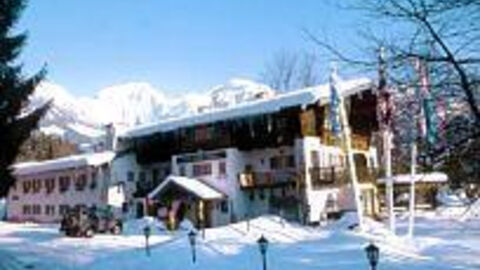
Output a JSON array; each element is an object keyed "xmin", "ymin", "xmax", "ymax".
[
  {"xmin": 120, "ymin": 78, "xmax": 373, "ymax": 139},
  {"xmin": 148, "ymin": 175, "xmax": 225, "ymax": 200},
  {"xmin": 13, "ymin": 151, "xmax": 115, "ymax": 176}
]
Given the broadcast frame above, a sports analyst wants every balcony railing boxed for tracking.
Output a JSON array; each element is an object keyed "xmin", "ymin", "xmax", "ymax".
[
  {"xmin": 323, "ymin": 131, "xmax": 370, "ymax": 151},
  {"xmin": 238, "ymin": 170, "xmax": 297, "ymax": 189},
  {"xmin": 310, "ymin": 167, "xmax": 346, "ymax": 189},
  {"xmin": 356, "ymin": 167, "xmax": 378, "ymax": 184},
  {"xmin": 310, "ymin": 166, "xmax": 377, "ymax": 189},
  {"xmin": 351, "ymin": 134, "xmax": 370, "ymax": 151}
]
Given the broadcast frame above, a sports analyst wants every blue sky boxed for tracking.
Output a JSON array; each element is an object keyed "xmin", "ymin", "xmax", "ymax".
[{"xmin": 18, "ymin": 0, "xmax": 364, "ymax": 96}]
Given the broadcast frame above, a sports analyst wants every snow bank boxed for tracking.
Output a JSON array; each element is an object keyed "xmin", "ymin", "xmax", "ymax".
[
  {"xmin": 460, "ymin": 199, "xmax": 480, "ymax": 221},
  {"xmin": 436, "ymin": 188, "xmax": 469, "ymax": 207},
  {"xmin": 2, "ymin": 213, "xmax": 480, "ymax": 270},
  {"xmin": 178, "ymin": 219, "xmax": 195, "ymax": 231},
  {"xmin": 122, "ymin": 217, "xmax": 167, "ymax": 235}
]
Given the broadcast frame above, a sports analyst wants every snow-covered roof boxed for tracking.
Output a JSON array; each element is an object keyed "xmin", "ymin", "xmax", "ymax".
[
  {"xmin": 13, "ymin": 151, "xmax": 115, "ymax": 176},
  {"xmin": 68, "ymin": 123, "xmax": 105, "ymax": 138},
  {"xmin": 148, "ymin": 175, "xmax": 225, "ymax": 200},
  {"xmin": 121, "ymin": 77, "xmax": 373, "ymax": 138},
  {"xmin": 377, "ymin": 172, "xmax": 448, "ymax": 184}
]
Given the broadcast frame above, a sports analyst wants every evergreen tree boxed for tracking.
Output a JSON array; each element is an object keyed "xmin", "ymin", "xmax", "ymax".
[{"xmin": 0, "ymin": 0, "xmax": 50, "ymax": 197}]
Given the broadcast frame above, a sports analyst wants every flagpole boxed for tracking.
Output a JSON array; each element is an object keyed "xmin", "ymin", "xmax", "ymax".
[
  {"xmin": 385, "ymin": 129, "xmax": 395, "ymax": 233},
  {"xmin": 378, "ymin": 47, "xmax": 395, "ymax": 234},
  {"xmin": 330, "ymin": 66, "xmax": 364, "ymax": 230},
  {"xmin": 338, "ymin": 95, "xmax": 365, "ymax": 230},
  {"xmin": 408, "ymin": 142, "xmax": 417, "ymax": 238}
]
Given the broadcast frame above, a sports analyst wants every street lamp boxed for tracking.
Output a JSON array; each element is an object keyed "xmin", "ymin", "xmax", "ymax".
[
  {"xmin": 143, "ymin": 225, "xmax": 151, "ymax": 256},
  {"xmin": 257, "ymin": 235, "xmax": 269, "ymax": 270},
  {"xmin": 188, "ymin": 230, "xmax": 197, "ymax": 263},
  {"xmin": 365, "ymin": 242, "xmax": 379, "ymax": 270}
]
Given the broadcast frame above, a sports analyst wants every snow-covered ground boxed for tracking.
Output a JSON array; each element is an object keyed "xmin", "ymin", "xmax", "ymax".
[{"xmin": 0, "ymin": 211, "xmax": 479, "ymax": 270}]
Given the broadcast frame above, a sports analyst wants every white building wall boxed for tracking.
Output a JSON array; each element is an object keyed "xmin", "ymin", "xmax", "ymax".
[
  {"xmin": 111, "ymin": 153, "xmax": 171, "ymax": 218},
  {"xmin": 7, "ymin": 164, "xmax": 122, "ymax": 223},
  {"xmin": 297, "ymin": 136, "xmax": 379, "ymax": 223},
  {"xmin": 296, "ymin": 137, "xmax": 343, "ymax": 223},
  {"xmin": 113, "ymin": 138, "xmax": 378, "ymax": 226}
]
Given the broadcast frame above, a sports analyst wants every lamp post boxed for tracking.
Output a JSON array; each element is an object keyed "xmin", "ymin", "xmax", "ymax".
[
  {"xmin": 365, "ymin": 243, "xmax": 379, "ymax": 270},
  {"xmin": 257, "ymin": 235, "xmax": 269, "ymax": 270},
  {"xmin": 188, "ymin": 230, "xmax": 197, "ymax": 263},
  {"xmin": 143, "ymin": 225, "xmax": 151, "ymax": 257}
]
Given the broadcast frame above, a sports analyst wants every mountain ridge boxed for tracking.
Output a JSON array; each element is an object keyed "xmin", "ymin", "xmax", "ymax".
[{"xmin": 30, "ymin": 78, "xmax": 276, "ymax": 145}]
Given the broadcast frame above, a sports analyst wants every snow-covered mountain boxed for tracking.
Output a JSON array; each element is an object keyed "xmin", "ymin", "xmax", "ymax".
[{"xmin": 31, "ymin": 78, "xmax": 275, "ymax": 145}]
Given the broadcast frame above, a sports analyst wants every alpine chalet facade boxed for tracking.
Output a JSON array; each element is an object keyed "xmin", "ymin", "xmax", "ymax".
[{"xmin": 113, "ymin": 77, "xmax": 379, "ymax": 227}]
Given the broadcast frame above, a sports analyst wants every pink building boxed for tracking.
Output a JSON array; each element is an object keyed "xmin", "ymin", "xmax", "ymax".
[{"xmin": 6, "ymin": 152, "xmax": 125, "ymax": 223}]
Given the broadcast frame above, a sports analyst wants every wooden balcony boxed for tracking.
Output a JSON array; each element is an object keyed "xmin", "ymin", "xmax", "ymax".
[
  {"xmin": 310, "ymin": 167, "xmax": 346, "ymax": 189},
  {"xmin": 356, "ymin": 166, "xmax": 378, "ymax": 184},
  {"xmin": 351, "ymin": 134, "xmax": 370, "ymax": 151},
  {"xmin": 310, "ymin": 166, "xmax": 377, "ymax": 189},
  {"xmin": 322, "ymin": 131, "xmax": 370, "ymax": 151},
  {"xmin": 238, "ymin": 170, "xmax": 297, "ymax": 189}
]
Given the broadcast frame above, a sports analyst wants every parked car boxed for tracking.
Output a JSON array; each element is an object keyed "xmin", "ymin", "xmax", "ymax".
[{"xmin": 60, "ymin": 206, "xmax": 122, "ymax": 237}]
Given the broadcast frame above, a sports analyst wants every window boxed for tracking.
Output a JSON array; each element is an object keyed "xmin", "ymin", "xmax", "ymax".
[
  {"xmin": 206, "ymin": 125, "xmax": 215, "ymax": 141},
  {"xmin": 270, "ymin": 155, "xmax": 295, "ymax": 169},
  {"xmin": 219, "ymin": 161, "xmax": 226, "ymax": 176},
  {"xmin": 193, "ymin": 163, "xmax": 212, "ymax": 177},
  {"xmin": 32, "ymin": 205, "xmax": 41, "ymax": 215},
  {"xmin": 286, "ymin": 155, "xmax": 295, "ymax": 168},
  {"xmin": 259, "ymin": 189, "xmax": 265, "ymax": 200},
  {"xmin": 270, "ymin": 157, "xmax": 279, "ymax": 169},
  {"xmin": 127, "ymin": 171, "xmax": 135, "ymax": 182},
  {"xmin": 249, "ymin": 191, "xmax": 255, "ymax": 201},
  {"xmin": 220, "ymin": 201, "xmax": 229, "ymax": 213},
  {"xmin": 23, "ymin": 180, "xmax": 31, "ymax": 194},
  {"xmin": 139, "ymin": 171, "xmax": 146, "ymax": 183},
  {"xmin": 311, "ymin": 150, "xmax": 320, "ymax": 167},
  {"xmin": 59, "ymin": 205, "xmax": 69, "ymax": 215},
  {"xmin": 194, "ymin": 125, "xmax": 208, "ymax": 142},
  {"xmin": 75, "ymin": 174, "xmax": 87, "ymax": 191},
  {"xmin": 45, "ymin": 178, "xmax": 55, "ymax": 194},
  {"xmin": 91, "ymin": 171, "xmax": 97, "ymax": 189},
  {"xmin": 179, "ymin": 165, "xmax": 186, "ymax": 176},
  {"xmin": 90, "ymin": 178, "xmax": 97, "ymax": 190},
  {"xmin": 23, "ymin": 205, "xmax": 31, "ymax": 215},
  {"xmin": 59, "ymin": 176, "xmax": 70, "ymax": 192},
  {"xmin": 122, "ymin": 202, "xmax": 129, "ymax": 213},
  {"xmin": 45, "ymin": 205, "xmax": 55, "ymax": 216},
  {"xmin": 32, "ymin": 180, "xmax": 41, "ymax": 193}
]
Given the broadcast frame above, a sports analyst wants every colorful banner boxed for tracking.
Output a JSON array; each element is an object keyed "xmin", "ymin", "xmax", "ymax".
[{"xmin": 329, "ymin": 70, "xmax": 341, "ymax": 136}]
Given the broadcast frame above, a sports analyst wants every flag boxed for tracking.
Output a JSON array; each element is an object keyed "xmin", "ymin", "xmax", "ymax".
[
  {"xmin": 414, "ymin": 57, "xmax": 438, "ymax": 145},
  {"xmin": 424, "ymin": 96, "xmax": 438, "ymax": 145},
  {"xmin": 329, "ymin": 68, "xmax": 341, "ymax": 136}
]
